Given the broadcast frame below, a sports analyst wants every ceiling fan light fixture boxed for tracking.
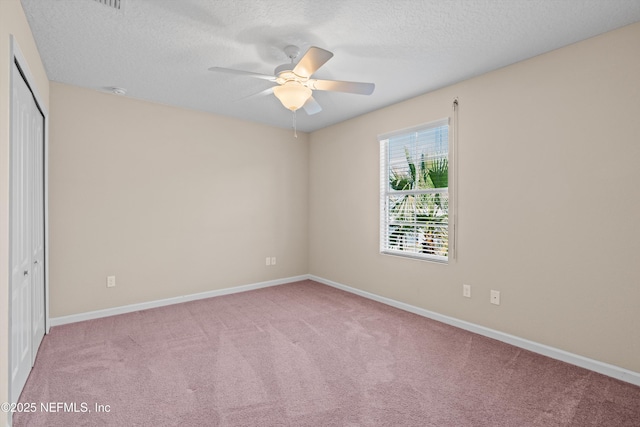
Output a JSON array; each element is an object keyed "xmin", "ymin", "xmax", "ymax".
[
  {"xmin": 273, "ymin": 81, "xmax": 312, "ymax": 111},
  {"xmin": 209, "ymin": 45, "xmax": 374, "ymax": 117}
]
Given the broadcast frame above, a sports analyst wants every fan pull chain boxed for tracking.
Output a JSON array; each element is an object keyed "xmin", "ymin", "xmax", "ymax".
[{"xmin": 292, "ymin": 110, "xmax": 298, "ymax": 138}]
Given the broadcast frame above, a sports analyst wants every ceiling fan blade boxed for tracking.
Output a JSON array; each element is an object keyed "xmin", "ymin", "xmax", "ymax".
[
  {"xmin": 293, "ymin": 47, "xmax": 333, "ymax": 78},
  {"xmin": 309, "ymin": 79, "xmax": 375, "ymax": 95},
  {"xmin": 208, "ymin": 67, "xmax": 276, "ymax": 82},
  {"xmin": 237, "ymin": 87, "xmax": 274, "ymax": 101},
  {"xmin": 302, "ymin": 96, "xmax": 322, "ymax": 115}
]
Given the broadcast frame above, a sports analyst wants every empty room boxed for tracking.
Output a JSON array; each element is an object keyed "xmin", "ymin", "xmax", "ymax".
[{"xmin": 2, "ymin": 0, "xmax": 640, "ymax": 425}]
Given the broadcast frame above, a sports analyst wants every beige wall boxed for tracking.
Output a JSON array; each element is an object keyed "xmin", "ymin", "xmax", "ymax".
[
  {"xmin": 0, "ymin": 0, "xmax": 50, "ymax": 420},
  {"xmin": 309, "ymin": 22, "xmax": 640, "ymax": 373},
  {"xmin": 49, "ymin": 83, "xmax": 309, "ymax": 317}
]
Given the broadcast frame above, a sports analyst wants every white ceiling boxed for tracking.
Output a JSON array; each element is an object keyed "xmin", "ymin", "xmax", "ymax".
[{"xmin": 20, "ymin": 0, "xmax": 640, "ymax": 132}]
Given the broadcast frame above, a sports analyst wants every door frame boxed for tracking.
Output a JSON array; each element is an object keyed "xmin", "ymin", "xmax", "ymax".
[{"xmin": 8, "ymin": 35, "xmax": 50, "ymax": 405}]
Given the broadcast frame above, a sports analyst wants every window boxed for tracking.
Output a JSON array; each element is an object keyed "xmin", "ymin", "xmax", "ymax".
[{"xmin": 379, "ymin": 119, "xmax": 451, "ymax": 263}]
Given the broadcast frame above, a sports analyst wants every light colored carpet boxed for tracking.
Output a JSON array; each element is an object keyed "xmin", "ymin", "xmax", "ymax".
[{"xmin": 14, "ymin": 280, "xmax": 640, "ymax": 426}]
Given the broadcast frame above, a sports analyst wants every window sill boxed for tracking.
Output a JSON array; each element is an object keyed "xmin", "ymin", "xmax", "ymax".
[{"xmin": 380, "ymin": 250, "xmax": 448, "ymax": 264}]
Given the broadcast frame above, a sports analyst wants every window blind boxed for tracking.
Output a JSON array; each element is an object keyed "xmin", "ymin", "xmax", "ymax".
[{"xmin": 379, "ymin": 119, "xmax": 450, "ymax": 262}]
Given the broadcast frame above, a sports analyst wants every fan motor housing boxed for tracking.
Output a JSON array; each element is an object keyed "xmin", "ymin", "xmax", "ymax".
[{"xmin": 274, "ymin": 63, "xmax": 295, "ymax": 76}]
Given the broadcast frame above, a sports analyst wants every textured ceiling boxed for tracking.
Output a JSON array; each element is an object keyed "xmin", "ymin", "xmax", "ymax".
[{"xmin": 20, "ymin": 0, "xmax": 640, "ymax": 132}]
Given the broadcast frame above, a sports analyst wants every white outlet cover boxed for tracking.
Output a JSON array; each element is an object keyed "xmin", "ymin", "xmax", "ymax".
[
  {"xmin": 463, "ymin": 284, "xmax": 471, "ymax": 298},
  {"xmin": 490, "ymin": 290, "xmax": 500, "ymax": 305}
]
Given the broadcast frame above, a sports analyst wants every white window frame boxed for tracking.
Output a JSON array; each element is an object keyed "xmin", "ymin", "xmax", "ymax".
[{"xmin": 379, "ymin": 118, "xmax": 454, "ymax": 263}]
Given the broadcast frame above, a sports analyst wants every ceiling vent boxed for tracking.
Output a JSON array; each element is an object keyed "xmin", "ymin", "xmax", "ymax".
[{"xmin": 93, "ymin": 0, "xmax": 121, "ymax": 10}]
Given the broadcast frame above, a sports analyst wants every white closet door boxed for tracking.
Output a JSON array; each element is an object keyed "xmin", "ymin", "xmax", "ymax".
[
  {"xmin": 10, "ymin": 61, "xmax": 45, "ymax": 402},
  {"xmin": 30, "ymin": 80, "xmax": 46, "ymax": 362}
]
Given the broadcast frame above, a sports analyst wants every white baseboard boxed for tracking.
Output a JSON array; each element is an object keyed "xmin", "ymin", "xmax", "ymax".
[
  {"xmin": 309, "ymin": 275, "xmax": 640, "ymax": 387},
  {"xmin": 49, "ymin": 275, "xmax": 309, "ymax": 327}
]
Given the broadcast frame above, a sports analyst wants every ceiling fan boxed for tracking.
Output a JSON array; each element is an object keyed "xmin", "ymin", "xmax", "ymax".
[{"xmin": 208, "ymin": 45, "xmax": 375, "ymax": 115}]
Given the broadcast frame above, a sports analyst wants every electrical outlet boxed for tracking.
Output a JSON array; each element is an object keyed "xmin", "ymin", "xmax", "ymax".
[
  {"xmin": 265, "ymin": 257, "xmax": 271, "ymax": 266},
  {"xmin": 271, "ymin": 257, "xmax": 276, "ymax": 266},
  {"xmin": 463, "ymin": 284, "xmax": 471, "ymax": 298},
  {"xmin": 107, "ymin": 275, "xmax": 116, "ymax": 288},
  {"xmin": 490, "ymin": 290, "xmax": 500, "ymax": 305}
]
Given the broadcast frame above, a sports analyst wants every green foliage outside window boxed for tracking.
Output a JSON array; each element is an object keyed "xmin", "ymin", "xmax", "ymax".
[{"xmin": 388, "ymin": 148, "xmax": 448, "ymax": 257}]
